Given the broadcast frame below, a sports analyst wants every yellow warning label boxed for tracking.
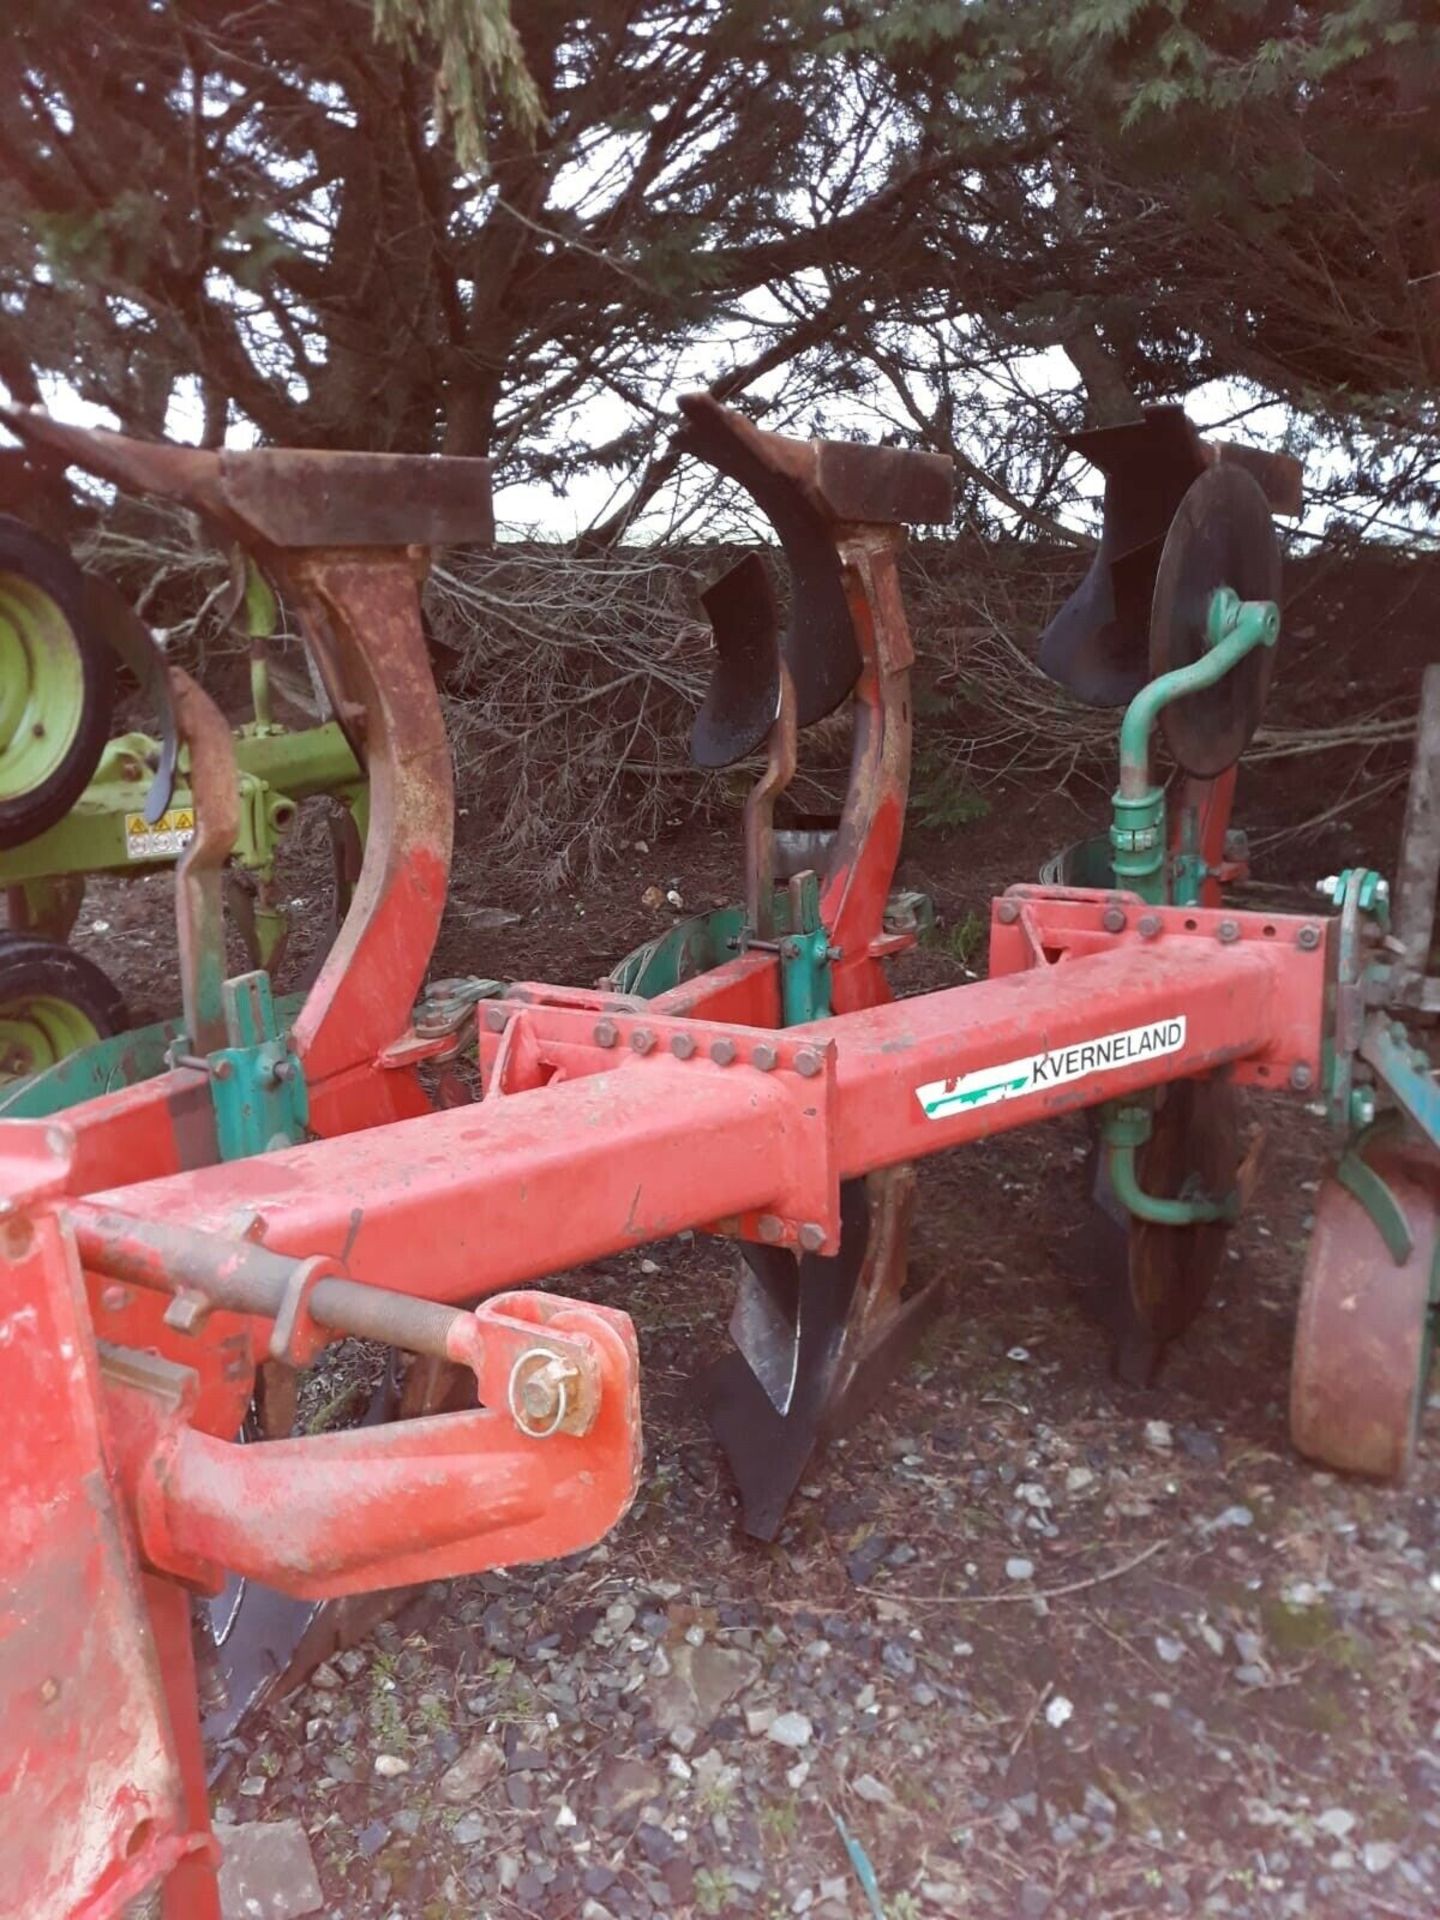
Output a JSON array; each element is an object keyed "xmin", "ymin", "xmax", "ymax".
[{"xmin": 124, "ymin": 806, "xmax": 197, "ymax": 862}]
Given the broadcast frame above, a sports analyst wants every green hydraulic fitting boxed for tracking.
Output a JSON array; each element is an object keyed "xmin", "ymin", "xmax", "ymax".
[
  {"xmin": 1111, "ymin": 588, "xmax": 1279, "ymax": 908},
  {"xmin": 1108, "ymin": 787, "xmax": 1167, "ymax": 904},
  {"xmin": 1102, "ymin": 1100, "xmax": 1240, "ymax": 1227}
]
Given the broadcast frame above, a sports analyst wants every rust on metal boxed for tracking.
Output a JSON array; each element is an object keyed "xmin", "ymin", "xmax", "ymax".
[
  {"xmin": 1290, "ymin": 1142, "xmax": 1439, "ymax": 1481},
  {"xmin": 170, "ymin": 668, "xmax": 240, "ymax": 1055}
]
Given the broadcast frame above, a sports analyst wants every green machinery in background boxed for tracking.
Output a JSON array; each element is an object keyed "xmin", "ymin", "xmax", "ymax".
[{"xmin": 0, "ymin": 513, "xmax": 366, "ymax": 1082}]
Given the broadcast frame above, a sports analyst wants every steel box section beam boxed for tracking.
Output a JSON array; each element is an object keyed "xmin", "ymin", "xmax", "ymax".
[
  {"xmin": 84, "ymin": 922, "xmax": 1320, "ymax": 1307},
  {"xmin": 89, "ymin": 1057, "xmax": 828, "ymax": 1295}
]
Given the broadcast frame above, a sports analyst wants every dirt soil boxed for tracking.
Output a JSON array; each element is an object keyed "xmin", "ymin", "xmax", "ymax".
[{"xmin": 73, "ymin": 607, "xmax": 1439, "ymax": 1920}]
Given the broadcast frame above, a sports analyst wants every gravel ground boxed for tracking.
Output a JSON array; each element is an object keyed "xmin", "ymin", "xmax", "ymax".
[{"xmin": 208, "ymin": 1094, "xmax": 1440, "ymax": 1920}]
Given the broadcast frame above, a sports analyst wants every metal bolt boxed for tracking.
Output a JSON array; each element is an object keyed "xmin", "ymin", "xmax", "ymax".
[
  {"xmin": 1349, "ymin": 1087, "xmax": 1377, "ymax": 1130},
  {"xmin": 593, "ymin": 1018, "xmax": 619, "ymax": 1048},
  {"xmin": 1216, "ymin": 919, "xmax": 1240, "ymax": 944},
  {"xmin": 100, "ymin": 1284, "xmax": 132, "ymax": 1314},
  {"xmin": 710, "ymin": 1038, "xmax": 737, "ymax": 1066},
  {"xmin": 39, "ymin": 1678, "xmax": 59, "ymax": 1704},
  {"xmin": 997, "ymin": 899, "xmax": 1021, "ymax": 925},
  {"xmin": 752, "ymin": 1042, "xmax": 779, "ymax": 1071},
  {"xmin": 1289, "ymin": 1062, "xmax": 1313, "ymax": 1092},
  {"xmin": 794, "ymin": 1047, "xmax": 823, "ymax": 1078},
  {"xmin": 1316, "ymin": 875, "xmax": 1340, "ymax": 899},
  {"xmin": 1296, "ymin": 924, "xmax": 1321, "ymax": 951},
  {"xmin": 1374, "ymin": 877, "xmax": 1390, "ymax": 902},
  {"xmin": 507, "ymin": 1350, "xmax": 579, "ymax": 1438},
  {"xmin": 797, "ymin": 1222, "xmax": 826, "ymax": 1253},
  {"xmin": 630, "ymin": 1027, "xmax": 657, "ymax": 1055},
  {"xmin": 211, "ymin": 1058, "xmax": 234, "ymax": 1081},
  {"xmin": 780, "ymin": 937, "xmax": 802, "ymax": 960},
  {"xmin": 670, "ymin": 1032, "xmax": 696, "ymax": 1059},
  {"xmin": 1137, "ymin": 913, "xmax": 1162, "ymax": 939},
  {"xmin": 1101, "ymin": 905, "xmax": 1126, "ymax": 934},
  {"xmin": 756, "ymin": 1214, "xmax": 785, "ymax": 1244},
  {"xmin": 483, "ymin": 1004, "xmax": 508, "ymax": 1033}
]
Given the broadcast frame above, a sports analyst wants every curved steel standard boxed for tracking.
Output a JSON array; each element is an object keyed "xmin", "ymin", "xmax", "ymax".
[{"xmin": 0, "ymin": 401, "xmax": 1429, "ymax": 1920}]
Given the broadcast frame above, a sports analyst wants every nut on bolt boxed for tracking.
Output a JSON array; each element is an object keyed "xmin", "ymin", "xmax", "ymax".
[
  {"xmin": 1101, "ymin": 905, "xmax": 1127, "ymax": 934},
  {"xmin": 794, "ymin": 1046, "xmax": 823, "ymax": 1079},
  {"xmin": 798, "ymin": 1222, "xmax": 826, "ymax": 1253},
  {"xmin": 1137, "ymin": 913, "xmax": 1162, "ymax": 940},
  {"xmin": 710, "ymin": 1037, "xmax": 737, "ymax": 1066},
  {"xmin": 507, "ymin": 1349, "xmax": 581, "ymax": 1438},
  {"xmin": 997, "ymin": 899, "xmax": 1021, "ymax": 925},
  {"xmin": 1216, "ymin": 918, "xmax": 1240, "ymax": 944},
  {"xmin": 670, "ymin": 1032, "xmax": 696, "ymax": 1060},
  {"xmin": 1289, "ymin": 1062, "xmax": 1313, "ymax": 1092},
  {"xmin": 630, "ymin": 1027, "xmax": 657, "ymax": 1055},
  {"xmin": 756, "ymin": 1213, "xmax": 785, "ymax": 1244},
  {"xmin": 1296, "ymin": 924, "xmax": 1321, "ymax": 951},
  {"xmin": 752, "ymin": 1042, "xmax": 779, "ymax": 1072},
  {"xmin": 593, "ymin": 1018, "xmax": 619, "ymax": 1048}
]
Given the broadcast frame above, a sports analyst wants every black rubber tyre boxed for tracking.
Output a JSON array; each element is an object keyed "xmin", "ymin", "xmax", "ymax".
[
  {"xmin": 0, "ymin": 515, "xmax": 116, "ymax": 850},
  {"xmin": 0, "ymin": 932, "xmax": 128, "ymax": 1078}
]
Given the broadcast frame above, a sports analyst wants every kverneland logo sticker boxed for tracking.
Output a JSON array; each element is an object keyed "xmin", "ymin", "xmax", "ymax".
[{"xmin": 916, "ymin": 1016, "xmax": 1187, "ymax": 1120}]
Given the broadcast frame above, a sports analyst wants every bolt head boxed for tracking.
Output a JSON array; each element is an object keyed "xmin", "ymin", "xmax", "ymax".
[
  {"xmin": 752, "ymin": 1042, "xmax": 779, "ymax": 1072},
  {"xmin": 997, "ymin": 899, "xmax": 1021, "ymax": 925},
  {"xmin": 1137, "ymin": 913, "xmax": 1162, "ymax": 939},
  {"xmin": 756, "ymin": 1213, "xmax": 785, "ymax": 1244},
  {"xmin": 1289, "ymin": 1062, "xmax": 1313, "ymax": 1091},
  {"xmin": 100, "ymin": 1284, "xmax": 132, "ymax": 1314},
  {"xmin": 515, "ymin": 1355, "xmax": 577, "ymax": 1429},
  {"xmin": 593, "ymin": 1018, "xmax": 619, "ymax": 1048},
  {"xmin": 670, "ymin": 1032, "xmax": 696, "ymax": 1059},
  {"xmin": 483, "ymin": 1004, "xmax": 508, "ymax": 1033},
  {"xmin": 1217, "ymin": 918, "xmax": 1240, "ymax": 944},
  {"xmin": 797, "ymin": 1222, "xmax": 826, "ymax": 1253},
  {"xmin": 630, "ymin": 1027, "xmax": 657, "ymax": 1055},
  {"xmin": 1296, "ymin": 924, "xmax": 1321, "ymax": 950},
  {"xmin": 710, "ymin": 1038, "xmax": 737, "ymax": 1066},
  {"xmin": 794, "ymin": 1047, "xmax": 823, "ymax": 1078},
  {"xmin": 1101, "ymin": 906, "xmax": 1127, "ymax": 934},
  {"xmin": 1315, "ymin": 875, "xmax": 1339, "ymax": 898}
]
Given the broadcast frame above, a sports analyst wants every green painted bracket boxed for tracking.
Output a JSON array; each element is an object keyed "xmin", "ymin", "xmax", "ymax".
[
  {"xmin": 0, "ymin": 989, "xmax": 306, "ymax": 1122},
  {"xmin": 1335, "ymin": 1141, "xmax": 1415, "ymax": 1266},
  {"xmin": 206, "ymin": 971, "xmax": 308, "ymax": 1160},
  {"xmin": 778, "ymin": 870, "xmax": 833, "ymax": 1025}
]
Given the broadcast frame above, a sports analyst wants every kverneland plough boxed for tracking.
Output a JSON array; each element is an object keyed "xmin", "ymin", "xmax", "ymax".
[{"xmin": 0, "ymin": 397, "xmax": 1435, "ymax": 1920}]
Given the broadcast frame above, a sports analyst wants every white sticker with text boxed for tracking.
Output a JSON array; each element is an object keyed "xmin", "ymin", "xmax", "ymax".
[{"xmin": 916, "ymin": 1015, "xmax": 1187, "ymax": 1121}]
